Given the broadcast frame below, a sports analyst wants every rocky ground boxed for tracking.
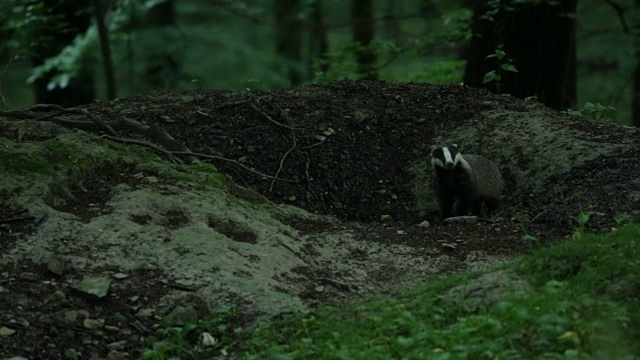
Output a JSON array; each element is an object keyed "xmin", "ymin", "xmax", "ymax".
[{"xmin": 2, "ymin": 80, "xmax": 640, "ymax": 359}]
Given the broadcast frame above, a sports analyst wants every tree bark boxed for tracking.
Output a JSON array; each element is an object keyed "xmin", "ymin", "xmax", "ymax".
[
  {"xmin": 351, "ymin": 0, "xmax": 377, "ymax": 80},
  {"xmin": 275, "ymin": 0, "xmax": 303, "ymax": 86},
  {"xmin": 31, "ymin": 0, "xmax": 95, "ymax": 107},
  {"xmin": 93, "ymin": 0, "xmax": 116, "ymax": 100},
  {"xmin": 143, "ymin": 0, "xmax": 179, "ymax": 90},
  {"xmin": 309, "ymin": 0, "xmax": 329, "ymax": 76},
  {"xmin": 633, "ymin": 0, "xmax": 640, "ymax": 127},
  {"xmin": 463, "ymin": 0, "xmax": 577, "ymax": 110}
]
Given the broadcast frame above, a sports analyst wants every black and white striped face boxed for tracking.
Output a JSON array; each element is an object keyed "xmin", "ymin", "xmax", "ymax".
[{"xmin": 431, "ymin": 145, "xmax": 460, "ymax": 170}]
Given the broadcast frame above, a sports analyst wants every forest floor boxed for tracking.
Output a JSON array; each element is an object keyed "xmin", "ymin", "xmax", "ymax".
[{"xmin": 2, "ymin": 80, "xmax": 640, "ymax": 359}]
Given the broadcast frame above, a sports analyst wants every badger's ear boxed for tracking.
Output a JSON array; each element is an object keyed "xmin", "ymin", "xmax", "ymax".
[
  {"xmin": 452, "ymin": 143, "xmax": 458, "ymax": 148},
  {"xmin": 431, "ymin": 146, "xmax": 439, "ymax": 155}
]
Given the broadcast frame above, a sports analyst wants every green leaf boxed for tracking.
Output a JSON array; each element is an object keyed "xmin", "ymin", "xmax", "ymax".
[
  {"xmin": 495, "ymin": 49, "xmax": 506, "ymax": 60},
  {"xmin": 501, "ymin": 64, "xmax": 518, "ymax": 72},
  {"xmin": 613, "ymin": 213, "xmax": 632, "ymax": 225},
  {"xmin": 482, "ymin": 71, "xmax": 498, "ymax": 84}
]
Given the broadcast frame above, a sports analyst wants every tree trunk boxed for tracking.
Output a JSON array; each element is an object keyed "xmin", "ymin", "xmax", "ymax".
[
  {"xmin": 383, "ymin": 0, "xmax": 400, "ymax": 40},
  {"xmin": 633, "ymin": 0, "xmax": 640, "ymax": 127},
  {"xmin": 463, "ymin": 0, "xmax": 577, "ymax": 110},
  {"xmin": 143, "ymin": 0, "xmax": 179, "ymax": 90},
  {"xmin": 93, "ymin": 0, "xmax": 116, "ymax": 100},
  {"xmin": 31, "ymin": 0, "xmax": 95, "ymax": 107},
  {"xmin": 309, "ymin": 0, "xmax": 329, "ymax": 76},
  {"xmin": 351, "ymin": 0, "xmax": 377, "ymax": 80},
  {"xmin": 275, "ymin": 0, "xmax": 303, "ymax": 86}
]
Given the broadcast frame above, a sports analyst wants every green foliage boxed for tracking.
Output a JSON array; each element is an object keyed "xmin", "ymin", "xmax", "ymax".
[
  {"xmin": 482, "ymin": 44, "xmax": 518, "ymax": 93},
  {"xmin": 0, "ymin": 1, "xmax": 64, "ymax": 54},
  {"xmin": 0, "ymin": 150, "xmax": 54, "ymax": 176},
  {"xmin": 142, "ymin": 306, "xmax": 239, "ymax": 360},
  {"xmin": 566, "ymin": 102, "xmax": 617, "ymax": 121},
  {"xmin": 236, "ymin": 223, "xmax": 640, "ymax": 359},
  {"xmin": 521, "ymin": 234, "xmax": 540, "ymax": 250},
  {"xmin": 570, "ymin": 211, "xmax": 604, "ymax": 239}
]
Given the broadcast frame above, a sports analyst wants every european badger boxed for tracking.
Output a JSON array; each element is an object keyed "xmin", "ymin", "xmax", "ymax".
[{"xmin": 431, "ymin": 144, "xmax": 503, "ymax": 218}]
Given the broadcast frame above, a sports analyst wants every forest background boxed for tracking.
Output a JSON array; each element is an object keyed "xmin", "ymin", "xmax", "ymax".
[{"xmin": 0, "ymin": 0, "xmax": 638, "ymax": 125}]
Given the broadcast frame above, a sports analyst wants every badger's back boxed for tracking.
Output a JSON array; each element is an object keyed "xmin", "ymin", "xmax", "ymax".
[{"xmin": 463, "ymin": 154, "xmax": 503, "ymax": 201}]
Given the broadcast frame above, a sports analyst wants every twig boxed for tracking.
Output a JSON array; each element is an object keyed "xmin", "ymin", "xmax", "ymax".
[
  {"xmin": 0, "ymin": 48, "xmax": 18, "ymax": 110},
  {"xmin": 270, "ymin": 130, "xmax": 297, "ymax": 191},
  {"xmin": 160, "ymin": 280, "xmax": 196, "ymax": 292},
  {"xmin": 299, "ymin": 139, "xmax": 326, "ymax": 149},
  {"xmin": 304, "ymin": 156, "xmax": 311, "ymax": 190},
  {"xmin": 249, "ymin": 103, "xmax": 293, "ymax": 130},
  {"xmin": 4, "ymin": 209, "xmax": 28, "ymax": 218},
  {"xmin": 0, "ymin": 215, "xmax": 35, "ymax": 224},
  {"xmin": 169, "ymin": 151, "xmax": 297, "ymax": 183},
  {"xmin": 602, "ymin": 0, "xmax": 632, "ymax": 34},
  {"xmin": 30, "ymin": 104, "xmax": 118, "ymax": 136},
  {"xmin": 530, "ymin": 210, "xmax": 547, "ymax": 223},
  {"xmin": 101, "ymin": 135, "xmax": 184, "ymax": 164}
]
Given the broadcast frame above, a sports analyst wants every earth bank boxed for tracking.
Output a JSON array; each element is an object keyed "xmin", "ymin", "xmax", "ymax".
[{"xmin": 1, "ymin": 80, "xmax": 640, "ymax": 359}]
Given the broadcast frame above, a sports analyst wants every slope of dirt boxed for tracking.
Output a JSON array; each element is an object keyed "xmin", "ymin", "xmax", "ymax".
[{"xmin": 2, "ymin": 80, "xmax": 640, "ymax": 359}]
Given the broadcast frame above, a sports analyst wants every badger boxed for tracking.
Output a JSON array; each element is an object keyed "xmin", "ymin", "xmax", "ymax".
[{"xmin": 431, "ymin": 144, "xmax": 503, "ymax": 219}]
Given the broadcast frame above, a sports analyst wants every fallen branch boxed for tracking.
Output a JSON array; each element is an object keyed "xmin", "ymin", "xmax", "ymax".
[
  {"xmin": 169, "ymin": 151, "xmax": 297, "ymax": 183},
  {"xmin": 101, "ymin": 135, "xmax": 184, "ymax": 164},
  {"xmin": 249, "ymin": 103, "xmax": 294, "ymax": 130},
  {"xmin": 30, "ymin": 104, "xmax": 118, "ymax": 136}
]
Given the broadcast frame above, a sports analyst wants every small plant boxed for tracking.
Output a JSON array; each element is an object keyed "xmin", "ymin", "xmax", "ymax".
[
  {"xmin": 483, "ymin": 44, "xmax": 518, "ymax": 94},
  {"xmin": 141, "ymin": 306, "xmax": 238, "ymax": 360},
  {"xmin": 521, "ymin": 234, "xmax": 540, "ymax": 250},
  {"xmin": 566, "ymin": 102, "xmax": 616, "ymax": 121},
  {"xmin": 571, "ymin": 211, "xmax": 604, "ymax": 239},
  {"xmin": 613, "ymin": 213, "xmax": 633, "ymax": 226}
]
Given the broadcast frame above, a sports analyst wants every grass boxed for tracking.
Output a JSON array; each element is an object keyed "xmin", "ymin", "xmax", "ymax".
[
  {"xmin": 136, "ymin": 218, "xmax": 640, "ymax": 359},
  {"xmin": 230, "ymin": 222, "xmax": 640, "ymax": 359}
]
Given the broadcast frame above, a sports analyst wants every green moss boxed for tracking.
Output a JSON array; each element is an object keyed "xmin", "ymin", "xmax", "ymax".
[
  {"xmin": 0, "ymin": 150, "xmax": 54, "ymax": 176},
  {"xmin": 167, "ymin": 162, "xmax": 223, "ymax": 188}
]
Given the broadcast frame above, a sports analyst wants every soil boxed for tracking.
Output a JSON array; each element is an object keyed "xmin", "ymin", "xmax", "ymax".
[{"xmin": 2, "ymin": 80, "xmax": 640, "ymax": 359}]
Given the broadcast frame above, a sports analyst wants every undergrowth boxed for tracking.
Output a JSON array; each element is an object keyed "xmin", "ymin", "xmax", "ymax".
[
  {"xmin": 141, "ymin": 219, "xmax": 640, "ymax": 359},
  {"xmin": 235, "ymin": 222, "xmax": 640, "ymax": 359}
]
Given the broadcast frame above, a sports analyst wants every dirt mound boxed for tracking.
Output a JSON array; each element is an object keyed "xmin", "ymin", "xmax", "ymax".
[
  {"xmin": 85, "ymin": 80, "xmax": 496, "ymax": 223},
  {"xmin": 3, "ymin": 79, "xmax": 640, "ymax": 359}
]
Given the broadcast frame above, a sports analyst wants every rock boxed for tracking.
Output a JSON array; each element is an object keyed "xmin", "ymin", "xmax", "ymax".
[
  {"xmin": 417, "ymin": 220, "xmax": 430, "ymax": 228},
  {"xmin": 106, "ymin": 350, "xmax": 128, "ymax": 360},
  {"xmin": 0, "ymin": 326, "xmax": 16, "ymax": 336},
  {"xmin": 48, "ymin": 290, "xmax": 66, "ymax": 302},
  {"xmin": 63, "ymin": 310, "xmax": 90, "ymax": 325},
  {"xmin": 47, "ymin": 255, "xmax": 66, "ymax": 276},
  {"xmin": 161, "ymin": 305, "xmax": 198, "ymax": 327},
  {"xmin": 83, "ymin": 318, "xmax": 105, "ymax": 330},
  {"xmin": 15, "ymin": 318, "xmax": 29, "ymax": 328},
  {"xmin": 64, "ymin": 348, "xmax": 79, "ymax": 360},
  {"xmin": 200, "ymin": 332, "xmax": 218, "ymax": 348},
  {"xmin": 112, "ymin": 273, "xmax": 128, "ymax": 280},
  {"xmin": 106, "ymin": 340, "xmax": 127, "ymax": 351},
  {"xmin": 70, "ymin": 276, "xmax": 111, "ymax": 301}
]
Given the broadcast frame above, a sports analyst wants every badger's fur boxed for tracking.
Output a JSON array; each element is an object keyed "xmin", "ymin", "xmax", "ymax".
[{"xmin": 431, "ymin": 144, "xmax": 503, "ymax": 219}]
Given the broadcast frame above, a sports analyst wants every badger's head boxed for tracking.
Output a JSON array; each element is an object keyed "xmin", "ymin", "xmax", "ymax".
[{"xmin": 431, "ymin": 144, "xmax": 460, "ymax": 170}]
